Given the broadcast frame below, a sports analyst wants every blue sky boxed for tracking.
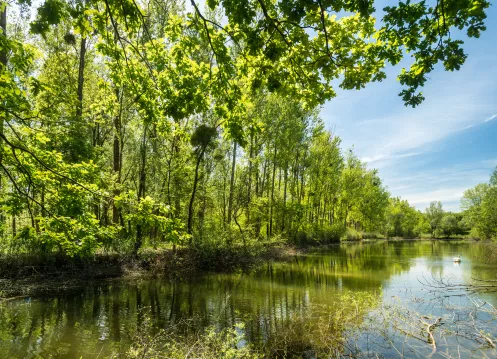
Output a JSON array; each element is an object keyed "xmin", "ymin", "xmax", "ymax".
[{"xmin": 322, "ymin": 1, "xmax": 497, "ymax": 212}]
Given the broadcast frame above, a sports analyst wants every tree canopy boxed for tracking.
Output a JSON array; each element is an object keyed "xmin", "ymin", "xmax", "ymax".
[{"xmin": 0, "ymin": 0, "xmax": 491, "ymax": 255}]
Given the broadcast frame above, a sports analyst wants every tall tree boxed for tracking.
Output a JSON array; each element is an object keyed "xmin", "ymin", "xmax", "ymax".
[{"xmin": 426, "ymin": 201, "xmax": 444, "ymax": 237}]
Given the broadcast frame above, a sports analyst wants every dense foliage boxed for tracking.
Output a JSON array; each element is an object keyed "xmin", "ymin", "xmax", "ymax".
[
  {"xmin": 0, "ymin": 0, "xmax": 491, "ymax": 256},
  {"xmin": 461, "ymin": 169, "xmax": 497, "ymax": 240}
]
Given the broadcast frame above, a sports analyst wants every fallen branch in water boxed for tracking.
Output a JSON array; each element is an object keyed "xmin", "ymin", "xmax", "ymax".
[
  {"xmin": 418, "ymin": 275, "xmax": 497, "ymax": 297},
  {"xmin": 374, "ymin": 293, "xmax": 497, "ymax": 358},
  {"xmin": 420, "ymin": 316, "xmax": 442, "ymax": 357},
  {"xmin": 478, "ymin": 329, "xmax": 496, "ymax": 349}
]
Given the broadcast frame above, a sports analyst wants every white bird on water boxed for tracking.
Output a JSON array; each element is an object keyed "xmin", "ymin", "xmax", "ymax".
[{"xmin": 453, "ymin": 255, "xmax": 461, "ymax": 262}]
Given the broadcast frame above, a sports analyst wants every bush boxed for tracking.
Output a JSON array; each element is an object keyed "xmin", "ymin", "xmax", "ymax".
[
  {"xmin": 7, "ymin": 216, "xmax": 117, "ymax": 257},
  {"xmin": 318, "ymin": 224, "xmax": 347, "ymax": 243},
  {"xmin": 343, "ymin": 228, "xmax": 363, "ymax": 241},
  {"xmin": 361, "ymin": 232, "xmax": 385, "ymax": 239},
  {"xmin": 291, "ymin": 224, "xmax": 345, "ymax": 246},
  {"xmin": 293, "ymin": 230, "xmax": 312, "ymax": 246},
  {"xmin": 192, "ymin": 235, "xmax": 264, "ymax": 271},
  {"xmin": 418, "ymin": 232, "xmax": 433, "ymax": 239}
]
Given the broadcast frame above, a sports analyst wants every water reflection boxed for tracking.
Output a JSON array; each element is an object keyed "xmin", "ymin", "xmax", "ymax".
[{"xmin": 0, "ymin": 241, "xmax": 496, "ymax": 358}]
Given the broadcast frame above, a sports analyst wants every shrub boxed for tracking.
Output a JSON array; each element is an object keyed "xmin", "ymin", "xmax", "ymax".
[
  {"xmin": 192, "ymin": 235, "xmax": 264, "ymax": 271},
  {"xmin": 318, "ymin": 223, "xmax": 347, "ymax": 243},
  {"xmin": 291, "ymin": 224, "xmax": 345, "ymax": 246},
  {"xmin": 361, "ymin": 232, "xmax": 385, "ymax": 239},
  {"xmin": 343, "ymin": 228, "xmax": 363, "ymax": 241},
  {"xmin": 8, "ymin": 216, "xmax": 117, "ymax": 257},
  {"xmin": 419, "ymin": 232, "xmax": 432, "ymax": 239}
]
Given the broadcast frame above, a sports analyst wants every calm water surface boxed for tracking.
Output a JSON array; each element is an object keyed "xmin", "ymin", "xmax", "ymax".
[{"xmin": 1, "ymin": 241, "xmax": 497, "ymax": 358}]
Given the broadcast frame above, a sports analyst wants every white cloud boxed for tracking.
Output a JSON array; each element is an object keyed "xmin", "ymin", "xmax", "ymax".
[
  {"xmin": 361, "ymin": 151, "xmax": 422, "ymax": 164},
  {"xmin": 480, "ymin": 159, "xmax": 497, "ymax": 167},
  {"xmin": 485, "ymin": 114, "xmax": 497, "ymax": 122},
  {"xmin": 404, "ymin": 188, "xmax": 467, "ymax": 206},
  {"xmin": 343, "ymin": 97, "xmax": 494, "ymax": 171}
]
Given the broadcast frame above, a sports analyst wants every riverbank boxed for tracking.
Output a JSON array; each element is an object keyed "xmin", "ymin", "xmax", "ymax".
[
  {"xmin": 0, "ymin": 241, "xmax": 298, "ymax": 299},
  {"xmin": 0, "ymin": 237, "xmax": 482, "ymax": 300}
]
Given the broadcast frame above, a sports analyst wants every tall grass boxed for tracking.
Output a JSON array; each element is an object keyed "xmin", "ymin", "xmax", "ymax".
[{"xmin": 115, "ymin": 291, "xmax": 379, "ymax": 359}]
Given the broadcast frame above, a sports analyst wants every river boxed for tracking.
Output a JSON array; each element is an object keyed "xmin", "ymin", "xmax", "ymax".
[{"xmin": 1, "ymin": 240, "xmax": 497, "ymax": 358}]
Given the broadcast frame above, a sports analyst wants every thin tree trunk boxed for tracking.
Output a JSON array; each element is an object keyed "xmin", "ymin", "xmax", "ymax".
[
  {"xmin": 41, "ymin": 187, "xmax": 46, "ymax": 217},
  {"xmin": 344, "ymin": 206, "xmax": 349, "ymax": 228},
  {"xmin": 199, "ymin": 161, "xmax": 208, "ymax": 237},
  {"xmin": 134, "ymin": 127, "xmax": 147, "ymax": 255},
  {"xmin": 0, "ymin": 1, "xmax": 7, "ymax": 67},
  {"xmin": 269, "ymin": 144, "xmax": 277, "ymax": 237},
  {"xmin": 0, "ymin": 2, "xmax": 6, "ymax": 71},
  {"xmin": 187, "ymin": 148, "xmax": 205, "ymax": 236},
  {"xmin": 331, "ymin": 201, "xmax": 335, "ymax": 225},
  {"xmin": 0, "ymin": 3, "xmax": 6, "ymax": 67},
  {"xmin": 247, "ymin": 134, "xmax": 253, "ymax": 223},
  {"xmin": 76, "ymin": 37, "xmax": 86, "ymax": 120},
  {"xmin": 266, "ymin": 157, "xmax": 270, "ymax": 239},
  {"xmin": 322, "ymin": 198, "xmax": 327, "ymax": 227},
  {"xmin": 227, "ymin": 141, "xmax": 237, "ymax": 225},
  {"xmin": 166, "ymin": 155, "xmax": 173, "ymax": 206},
  {"xmin": 171, "ymin": 135, "xmax": 182, "ymax": 218},
  {"xmin": 138, "ymin": 130, "xmax": 147, "ymax": 199},
  {"xmin": 299, "ymin": 151, "xmax": 306, "ymax": 206},
  {"xmin": 282, "ymin": 165, "xmax": 288, "ymax": 232},
  {"xmin": 222, "ymin": 169, "xmax": 227, "ymax": 227},
  {"xmin": 255, "ymin": 157, "xmax": 265, "ymax": 238},
  {"xmin": 112, "ymin": 88, "xmax": 122, "ymax": 224},
  {"xmin": 293, "ymin": 150, "xmax": 299, "ymax": 202},
  {"xmin": 260, "ymin": 158, "xmax": 268, "ymax": 197},
  {"xmin": 0, "ymin": 2, "xmax": 6, "ymax": 239}
]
